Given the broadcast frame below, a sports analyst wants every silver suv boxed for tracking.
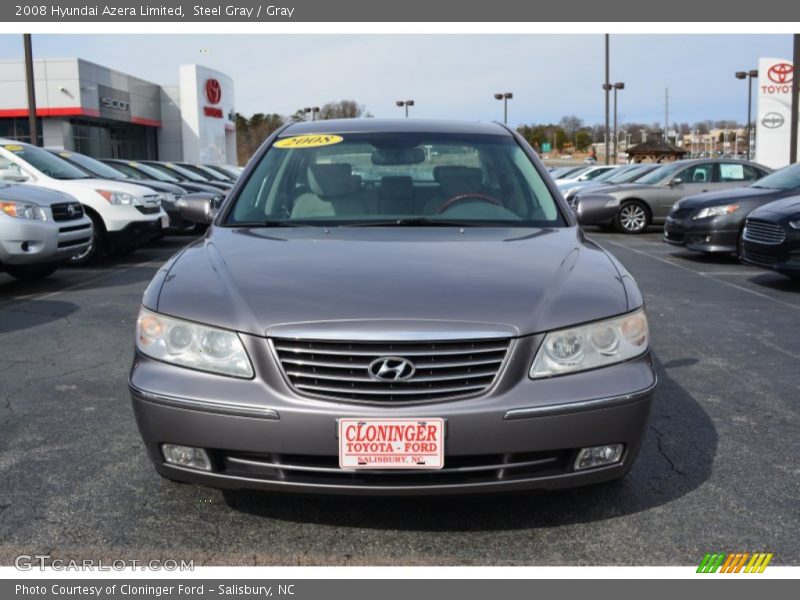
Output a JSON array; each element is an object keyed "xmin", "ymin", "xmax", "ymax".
[{"xmin": 0, "ymin": 182, "xmax": 92, "ymax": 280}]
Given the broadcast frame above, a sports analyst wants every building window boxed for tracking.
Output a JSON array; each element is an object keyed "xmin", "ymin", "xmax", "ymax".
[{"xmin": 0, "ymin": 117, "xmax": 44, "ymax": 146}]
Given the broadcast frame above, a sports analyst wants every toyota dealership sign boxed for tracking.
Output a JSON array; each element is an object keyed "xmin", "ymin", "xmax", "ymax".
[{"xmin": 756, "ymin": 57, "xmax": 797, "ymax": 168}]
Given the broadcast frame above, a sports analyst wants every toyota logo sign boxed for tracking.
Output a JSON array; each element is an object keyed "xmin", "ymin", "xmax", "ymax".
[
  {"xmin": 205, "ymin": 78, "xmax": 222, "ymax": 104},
  {"xmin": 768, "ymin": 63, "xmax": 793, "ymax": 84},
  {"xmin": 761, "ymin": 112, "xmax": 785, "ymax": 129}
]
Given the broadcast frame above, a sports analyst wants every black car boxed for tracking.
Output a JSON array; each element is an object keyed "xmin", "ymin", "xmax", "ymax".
[
  {"xmin": 141, "ymin": 161, "xmax": 233, "ymax": 192},
  {"xmin": 741, "ymin": 196, "xmax": 800, "ymax": 279},
  {"xmin": 176, "ymin": 162, "xmax": 236, "ymax": 185},
  {"xmin": 665, "ymin": 163, "xmax": 800, "ymax": 256}
]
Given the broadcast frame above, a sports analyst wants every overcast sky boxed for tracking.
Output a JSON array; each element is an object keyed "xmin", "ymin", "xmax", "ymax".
[{"xmin": 0, "ymin": 34, "xmax": 792, "ymax": 126}]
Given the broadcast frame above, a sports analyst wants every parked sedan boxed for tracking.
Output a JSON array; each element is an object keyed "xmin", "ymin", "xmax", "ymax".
[
  {"xmin": 562, "ymin": 164, "xmax": 660, "ymax": 205},
  {"xmin": 574, "ymin": 158, "xmax": 771, "ymax": 233},
  {"xmin": 130, "ymin": 118, "xmax": 655, "ymax": 496},
  {"xmin": 665, "ymin": 162, "xmax": 800, "ymax": 256},
  {"xmin": 741, "ymin": 196, "xmax": 800, "ymax": 279}
]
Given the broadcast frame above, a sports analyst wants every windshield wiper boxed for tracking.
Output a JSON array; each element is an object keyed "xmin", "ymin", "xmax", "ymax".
[
  {"xmin": 226, "ymin": 220, "xmax": 304, "ymax": 228},
  {"xmin": 344, "ymin": 218, "xmax": 486, "ymax": 227}
]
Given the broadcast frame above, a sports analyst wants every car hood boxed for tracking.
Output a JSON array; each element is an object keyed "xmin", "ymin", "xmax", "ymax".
[
  {"xmin": 0, "ymin": 182, "xmax": 76, "ymax": 206},
  {"xmin": 677, "ymin": 186, "xmax": 783, "ymax": 208},
  {"xmin": 153, "ymin": 226, "xmax": 633, "ymax": 338},
  {"xmin": 749, "ymin": 195, "xmax": 800, "ymax": 218},
  {"xmin": 56, "ymin": 178, "xmax": 159, "ymax": 197}
]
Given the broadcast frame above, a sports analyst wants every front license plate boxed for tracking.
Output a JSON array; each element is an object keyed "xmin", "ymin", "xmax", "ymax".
[
  {"xmin": 161, "ymin": 214, "xmax": 170, "ymax": 229},
  {"xmin": 338, "ymin": 418, "xmax": 445, "ymax": 470}
]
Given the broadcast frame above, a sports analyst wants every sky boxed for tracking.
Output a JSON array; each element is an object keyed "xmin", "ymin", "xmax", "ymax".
[{"xmin": 0, "ymin": 34, "xmax": 793, "ymax": 127}]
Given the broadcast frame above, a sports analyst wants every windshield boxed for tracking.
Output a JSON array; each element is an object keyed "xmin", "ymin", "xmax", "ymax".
[
  {"xmin": 751, "ymin": 163, "xmax": 800, "ymax": 190},
  {"xmin": 124, "ymin": 161, "xmax": 179, "ymax": 182},
  {"xmin": 53, "ymin": 150, "xmax": 128, "ymax": 179},
  {"xmin": 593, "ymin": 167, "xmax": 626, "ymax": 183},
  {"xmin": 150, "ymin": 162, "xmax": 209, "ymax": 182},
  {"xmin": 556, "ymin": 167, "xmax": 590, "ymax": 180},
  {"xmin": 2, "ymin": 143, "xmax": 90, "ymax": 180},
  {"xmin": 224, "ymin": 132, "xmax": 565, "ymax": 227},
  {"xmin": 606, "ymin": 165, "xmax": 651, "ymax": 184},
  {"xmin": 635, "ymin": 162, "xmax": 686, "ymax": 185}
]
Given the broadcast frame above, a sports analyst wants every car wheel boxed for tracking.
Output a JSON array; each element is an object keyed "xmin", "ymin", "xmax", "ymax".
[
  {"xmin": 66, "ymin": 213, "xmax": 104, "ymax": 266},
  {"xmin": 615, "ymin": 201, "xmax": 650, "ymax": 234},
  {"xmin": 5, "ymin": 264, "xmax": 58, "ymax": 281}
]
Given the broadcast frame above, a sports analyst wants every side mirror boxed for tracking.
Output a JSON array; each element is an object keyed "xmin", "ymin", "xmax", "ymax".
[
  {"xmin": 668, "ymin": 177, "xmax": 683, "ymax": 187},
  {"xmin": 177, "ymin": 193, "xmax": 216, "ymax": 224},
  {"xmin": 0, "ymin": 170, "xmax": 30, "ymax": 183}
]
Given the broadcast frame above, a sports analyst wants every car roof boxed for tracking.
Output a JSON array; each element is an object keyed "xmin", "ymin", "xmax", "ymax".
[{"xmin": 282, "ymin": 118, "xmax": 512, "ymax": 136}]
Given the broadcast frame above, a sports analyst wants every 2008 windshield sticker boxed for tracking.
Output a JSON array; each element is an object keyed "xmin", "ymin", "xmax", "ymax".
[
  {"xmin": 3, "ymin": 144, "xmax": 23, "ymax": 152},
  {"xmin": 274, "ymin": 135, "xmax": 344, "ymax": 149}
]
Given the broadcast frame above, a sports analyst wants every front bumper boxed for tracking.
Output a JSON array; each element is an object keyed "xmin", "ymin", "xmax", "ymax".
[
  {"xmin": 574, "ymin": 195, "xmax": 618, "ymax": 226},
  {"xmin": 742, "ymin": 237, "xmax": 800, "ymax": 276},
  {"xmin": 105, "ymin": 218, "xmax": 163, "ymax": 249},
  {"xmin": 129, "ymin": 335, "xmax": 657, "ymax": 496},
  {"xmin": 663, "ymin": 216, "xmax": 739, "ymax": 254},
  {"xmin": 0, "ymin": 214, "xmax": 93, "ymax": 266}
]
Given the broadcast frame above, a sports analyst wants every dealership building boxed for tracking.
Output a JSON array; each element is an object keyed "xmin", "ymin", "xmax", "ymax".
[{"xmin": 0, "ymin": 58, "xmax": 237, "ymax": 165}]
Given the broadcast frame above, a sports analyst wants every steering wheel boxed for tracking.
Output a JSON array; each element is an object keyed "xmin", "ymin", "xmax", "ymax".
[{"xmin": 437, "ymin": 193, "xmax": 502, "ymax": 214}]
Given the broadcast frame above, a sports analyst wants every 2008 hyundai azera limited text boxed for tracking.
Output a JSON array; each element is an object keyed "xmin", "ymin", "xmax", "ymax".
[{"xmin": 130, "ymin": 119, "xmax": 656, "ymax": 495}]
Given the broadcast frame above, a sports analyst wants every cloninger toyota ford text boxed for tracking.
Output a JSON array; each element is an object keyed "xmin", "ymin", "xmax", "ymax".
[{"xmin": 129, "ymin": 119, "xmax": 656, "ymax": 495}]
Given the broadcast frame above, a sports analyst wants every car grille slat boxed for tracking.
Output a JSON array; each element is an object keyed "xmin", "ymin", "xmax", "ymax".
[
  {"xmin": 744, "ymin": 219, "xmax": 786, "ymax": 245},
  {"xmin": 272, "ymin": 337, "xmax": 511, "ymax": 404},
  {"xmin": 50, "ymin": 202, "xmax": 84, "ymax": 221}
]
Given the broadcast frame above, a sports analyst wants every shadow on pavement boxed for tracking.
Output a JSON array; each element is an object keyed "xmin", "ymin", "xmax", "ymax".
[
  {"xmin": 0, "ymin": 299, "xmax": 79, "ymax": 334},
  {"xmin": 222, "ymin": 356, "xmax": 717, "ymax": 531}
]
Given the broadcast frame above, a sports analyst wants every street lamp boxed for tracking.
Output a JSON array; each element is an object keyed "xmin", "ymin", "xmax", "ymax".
[
  {"xmin": 612, "ymin": 82, "xmax": 625, "ymax": 164},
  {"xmin": 493, "ymin": 92, "xmax": 513, "ymax": 124},
  {"xmin": 735, "ymin": 69, "xmax": 758, "ymax": 160},
  {"xmin": 396, "ymin": 100, "xmax": 414, "ymax": 118},
  {"xmin": 303, "ymin": 106, "xmax": 320, "ymax": 121}
]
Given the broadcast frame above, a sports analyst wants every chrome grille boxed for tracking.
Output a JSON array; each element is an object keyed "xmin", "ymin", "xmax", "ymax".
[
  {"xmin": 272, "ymin": 337, "xmax": 511, "ymax": 403},
  {"xmin": 744, "ymin": 219, "xmax": 786, "ymax": 245},
  {"xmin": 50, "ymin": 202, "xmax": 84, "ymax": 221}
]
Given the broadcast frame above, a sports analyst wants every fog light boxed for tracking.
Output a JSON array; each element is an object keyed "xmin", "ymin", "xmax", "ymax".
[
  {"xmin": 161, "ymin": 444, "xmax": 212, "ymax": 471},
  {"xmin": 574, "ymin": 444, "xmax": 624, "ymax": 471}
]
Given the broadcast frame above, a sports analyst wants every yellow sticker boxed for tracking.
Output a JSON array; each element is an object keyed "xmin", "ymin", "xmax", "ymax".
[
  {"xmin": 274, "ymin": 134, "xmax": 343, "ymax": 149},
  {"xmin": 59, "ymin": 151, "xmax": 72, "ymax": 158},
  {"xmin": 3, "ymin": 144, "xmax": 24, "ymax": 152}
]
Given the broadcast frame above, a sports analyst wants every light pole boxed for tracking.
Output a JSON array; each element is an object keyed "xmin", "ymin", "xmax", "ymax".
[
  {"xmin": 23, "ymin": 34, "xmax": 38, "ymax": 146},
  {"xmin": 493, "ymin": 92, "xmax": 513, "ymax": 124},
  {"xmin": 735, "ymin": 69, "xmax": 758, "ymax": 160},
  {"xmin": 603, "ymin": 34, "xmax": 610, "ymax": 165},
  {"xmin": 303, "ymin": 106, "xmax": 320, "ymax": 121},
  {"xmin": 612, "ymin": 82, "xmax": 625, "ymax": 164},
  {"xmin": 396, "ymin": 100, "xmax": 414, "ymax": 118}
]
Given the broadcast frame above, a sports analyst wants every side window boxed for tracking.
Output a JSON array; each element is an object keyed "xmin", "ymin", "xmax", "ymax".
[
  {"xmin": 719, "ymin": 163, "xmax": 758, "ymax": 182},
  {"xmin": 679, "ymin": 163, "xmax": 714, "ymax": 184}
]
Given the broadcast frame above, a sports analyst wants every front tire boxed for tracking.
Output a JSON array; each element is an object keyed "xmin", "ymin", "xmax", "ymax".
[
  {"xmin": 615, "ymin": 200, "xmax": 650, "ymax": 234},
  {"xmin": 5, "ymin": 264, "xmax": 58, "ymax": 281},
  {"xmin": 66, "ymin": 212, "xmax": 104, "ymax": 266}
]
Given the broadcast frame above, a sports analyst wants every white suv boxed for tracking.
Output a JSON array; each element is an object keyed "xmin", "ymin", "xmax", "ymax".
[{"xmin": 0, "ymin": 141, "xmax": 167, "ymax": 264}]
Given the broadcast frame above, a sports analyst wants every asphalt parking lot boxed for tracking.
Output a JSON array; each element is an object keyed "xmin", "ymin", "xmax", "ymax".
[{"xmin": 1, "ymin": 230, "xmax": 798, "ymax": 566}]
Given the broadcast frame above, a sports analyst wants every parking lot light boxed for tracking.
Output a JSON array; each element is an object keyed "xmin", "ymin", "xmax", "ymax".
[
  {"xmin": 735, "ymin": 69, "xmax": 758, "ymax": 160},
  {"xmin": 493, "ymin": 92, "xmax": 513, "ymax": 124},
  {"xmin": 574, "ymin": 444, "xmax": 624, "ymax": 471},
  {"xmin": 612, "ymin": 82, "xmax": 625, "ymax": 164},
  {"xmin": 303, "ymin": 106, "xmax": 320, "ymax": 121},
  {"xmin": 396, "ymin": 99, "xmax": 414, "ymax": 118}
]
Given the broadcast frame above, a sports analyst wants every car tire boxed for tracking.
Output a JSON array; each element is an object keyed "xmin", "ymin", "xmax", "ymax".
[
  {"xmin": 66, "ymin": 212, "xmax": 104, "ymax": 266},
  {"xmin": 615, "ymin": 200, "xmax": 650, "ymax": 234},
  {"xmin": 5, "ymin": 264, "xmax": 58, "ymax": 281}
]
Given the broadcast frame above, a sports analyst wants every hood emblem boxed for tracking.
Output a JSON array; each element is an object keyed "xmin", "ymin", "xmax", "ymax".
[{"xmin": 368, "ymin": 356, "xmax": 416, "ymax": 382}]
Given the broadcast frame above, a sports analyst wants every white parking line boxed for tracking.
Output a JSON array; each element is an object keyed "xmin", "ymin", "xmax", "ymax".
[
  {"xmin": 0, "ymin": 257, "xmax": 166, "ymax": 306},
  {"xmin": 602, "ymin": 239, "xmax": 800, "ymax": 312}
]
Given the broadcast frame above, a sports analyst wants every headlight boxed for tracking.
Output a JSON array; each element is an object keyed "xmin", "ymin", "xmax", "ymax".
[
  {"xmin": 530, "ymin": 308, "xmax": 649, "ymax": 378},
  {"xmin": 789, "ymin": 219, "xmax": 800, "ymax": 230},
  {"xmin": 692, "ymin": 204, "xmax": 739, "ymax": 219},
  {"xmin": 96, "ymin": 189, "xmax": 140, "ymax": 206},
  {"xmin": 604, "ymin": 197, "xmax": 621, "ymax": 208},
  {"xmin": 136, "ymin": 307, "xmax": 254, "ymax": 378},
  {"xmin": 0, "ymin": 200, "xmax": 47, "ymax": 221}
]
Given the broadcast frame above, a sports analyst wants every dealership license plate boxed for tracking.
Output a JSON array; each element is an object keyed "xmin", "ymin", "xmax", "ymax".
[
  {"xmin": 160, "ymin": 214, "xmax": 170, "ymax": 229},
  {"xmin": 338, "ymin": 418, "xmax": 445, "ymax": 470}
]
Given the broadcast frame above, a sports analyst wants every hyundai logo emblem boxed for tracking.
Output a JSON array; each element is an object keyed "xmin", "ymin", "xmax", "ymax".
[
  {"xmin": 368, "ymin": 357, "xmax": 416, "ymax": 382},
  {"xmin": 762, "ymin": 112, "xmax": 785, "ymax": 129}
]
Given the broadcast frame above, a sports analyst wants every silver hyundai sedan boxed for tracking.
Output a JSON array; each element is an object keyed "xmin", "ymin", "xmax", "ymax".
[{"xmin": 130, "ymin": 119, "xmax": 656, "ymax": 496}]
